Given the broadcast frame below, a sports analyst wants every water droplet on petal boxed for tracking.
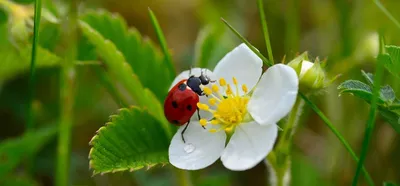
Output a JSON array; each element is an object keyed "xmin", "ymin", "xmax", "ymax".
[{"xmin": 184, "ymin": 143, "xmax": 195, "ymax": 154}]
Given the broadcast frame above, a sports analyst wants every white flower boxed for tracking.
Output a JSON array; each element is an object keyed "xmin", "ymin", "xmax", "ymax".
[{"xmin": 168, "ymin": 43, "xmax": 299, "ymax": 171}]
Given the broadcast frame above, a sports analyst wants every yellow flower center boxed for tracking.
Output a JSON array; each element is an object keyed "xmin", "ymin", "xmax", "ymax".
[{"xmin": 197, "ymin": 77, "xmax": 250, "ymax": 133}]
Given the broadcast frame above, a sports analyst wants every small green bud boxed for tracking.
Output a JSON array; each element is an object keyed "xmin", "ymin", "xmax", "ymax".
[{"xmin": 288, "ymin": 53, "xmax": 337, "ymax": 93}]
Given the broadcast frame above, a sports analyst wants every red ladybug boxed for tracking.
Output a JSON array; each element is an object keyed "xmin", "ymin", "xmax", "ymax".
[{"xmin": 164, "ymin": 71, "xmax": 213, "ymax": 143}]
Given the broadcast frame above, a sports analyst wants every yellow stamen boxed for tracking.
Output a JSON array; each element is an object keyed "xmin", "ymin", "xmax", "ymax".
[
  {"xmin": 212, "ymin": 84, "xmax": 219, "ymax": 92},
  {"xmin": 232, "ymin": 77, "xmax": 238, "ymax": 85},
  {"xmin": 203, "ymin": 87, "xmax": 212, "ymax": 96},
  {"xmin": 209, "ymin": 129, "xmax": 217, "ymax": 133},
  {"xmin": 197, "ymin": 103, "xmax": 209, "ymax": 111},
  {"xmin": 210, "ymin": 120, "xmax": 219, "ymax": 125},
  {"xmin": 199, "ymin": 119, "xmax": 207, "ymax": 126},
  {"xmin": 209, "ymin": 98, "xmax": 216, "ymax": 106},
  {"xmin": 226, "ymin": 84, "xmax": 233, "ymax": 95},
  {"xmin": 242, "ymin": 84, "xmax": 248, "ymax": 93},
  {"xmin": 219, "ymin": 78, "xmax": 226, "ymax": 86},
  {"xmin": 225, "ymin": 126, "xmax": 233, "ymax": 133}
]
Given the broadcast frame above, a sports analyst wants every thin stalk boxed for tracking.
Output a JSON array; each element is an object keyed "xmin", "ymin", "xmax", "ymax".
[
  {"xmin": 56, "ymin": 1, "xmax": 77, "ymax": 185},
  {"xmin": 148, "ymin": 8, "xmax": 176, "ymax": 76},
  {"xmin": 221, "ymin": 18, "xmax": 272, "ymax": 66},
  {"xmin": 27, "ymin": 0, "xmax": 42, "ymax": 130},
  {"xmin": 351, "ymin": 34, "xmax": 386, "ymax": 186},
  {"xmin": 300, "ymin": 93, "xmax": 375, "ymax": 186},
  {"xmin": 374, "ymin": 0, "xmax": 400, "ymax": 29},
  {"xmin": 257, "ymin": 0, "xmax": 274, "ymax": 64},
  {"xmin": 174, "ymin": 168, "xmax": 193, "ymax": 186}
]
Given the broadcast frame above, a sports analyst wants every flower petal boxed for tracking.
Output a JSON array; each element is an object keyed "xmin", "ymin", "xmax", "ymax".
[
  {"xmin": 169, "ymin": 68, "xmax": 215, "ymax": 90},
  {"xmin": 220, "ymin": 122, "xmax": 277, "ymax": 171},
  {"xmin": 213, "ymin": 43, "xmax": 262, "ymax": 95},
  {"xmin": 169, "ymin": 121, "xmax": 226, "ymax": 170},
  {"xmin": 168, "ymin": 68, "xmax": 215, "ymax": 120},
  {"xmin": 248, "ymin": 64, "xmax": 298, "ymax": 125}
]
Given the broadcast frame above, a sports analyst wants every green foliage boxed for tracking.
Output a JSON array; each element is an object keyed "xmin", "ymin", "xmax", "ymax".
[
  {"xmin": 338, "ymin": 68, "xmax": 400, "ymax": 133},
  {"xmin": 384, "ymin": 182, "xmax": 398, "ymax": 186},
  {"xmin": 384, "ymin": 45, "xmax": 400, "ymax": 79},
  {"xmin": 80, "ymin": 11, "xmax": 173, "ymax": 101},
  {"xmin": 89, "ymin": 107, "xmax": 170, "ymax": 175},
  {"xmin": 1, "ymin": 175, "xmax": 38, "ymax": 186},
  {"xmin": 0, "ymin": 45, "xmax": 61, "ymax": 82},
  {"xmin": 0, "ymin": 127, "xmax": 57, "ymax": 178}
]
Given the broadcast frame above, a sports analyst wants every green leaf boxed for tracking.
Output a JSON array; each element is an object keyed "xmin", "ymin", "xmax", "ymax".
[
  {"xmin": 338, "ymin": 80, "xmax": 384, "ymax": 104},
  {"xmin": 89, "ymin": 107, "xmax": 170, "ymax": 175},
  {"xmin": 361, "ymin": 70, "xmax": 374, "ymax": 85},
  {"xmin": 0, "ymin": 45, "xmax": 61, "ymax": 82},
  {"xmin": 79, "ymin": 21, "xmax": 173, "ymax": 136},
  {"xmin": 383, "ymin": 46, "xmax": 400, "ymax": 79},
  {"xmin": 380, "ymin": 85, "xmax": 396, "ymax": 103},
  {"xmin": 0, "ymin": 127, "xmax": 57, "ymax": 178},
  {"xmin": 378, "ymin": 108, "xmax": 400, "ymax": 133},
  {"xmin": 80, "ymin": 11, "xmax": 173, "ymax": 101}
]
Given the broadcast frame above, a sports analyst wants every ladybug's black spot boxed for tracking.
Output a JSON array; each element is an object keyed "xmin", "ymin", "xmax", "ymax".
[
  {"xmin": 178, "ymin": 83, "xmax": 187, "ymax": 91},
  {"xmin": 172, "ymin": 101, "xmax": 178, "ymax": 108},
  {"xmin": 186, "ymin": 105, "xmax": 192, "ymax": 111},
  {"xmin": 172, "ymin": 120, "xmax": 179, "ymax": 124}
]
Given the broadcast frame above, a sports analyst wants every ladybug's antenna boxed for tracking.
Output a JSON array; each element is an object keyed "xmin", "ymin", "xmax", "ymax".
[{"xmin": 189, "ymin": 67, "xmax": 192, "ymax": 76}]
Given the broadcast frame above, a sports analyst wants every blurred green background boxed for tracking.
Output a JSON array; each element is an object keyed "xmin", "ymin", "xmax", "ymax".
[{"xmin": 0, "ymin": 0, "xmax": 400, "ymax": 185}]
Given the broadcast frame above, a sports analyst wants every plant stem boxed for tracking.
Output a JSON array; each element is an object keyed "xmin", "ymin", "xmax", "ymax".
[
  {"xmin": 173, "ymin": 168, "xmax": 193, "ymax": 186},
  {"xmin": 268, "ymin": 96, "xmax": 304, "ymax": 186},
  {"xmin": 148, "ymin": 8, "xmax": 176, "ymax": 76},
  {"xmin": 56, "ymin": 1, "xmax": 77, "ymax": 185},
  {"xmin": 351, "ymin": 34, "xmax": 386, "ymax": 186},
  {"xmin": 373, "ymin": 0, "xmax": 400, "ymax": 29},
  {"xmin": 27, "ymin": 0, "xmax": 42, "ymax": 130},
  {"xmin": 299, "ymin": 93, "xmax": 375, "ymax": 186},
  {"xmin": 221, "ymin": 18, "xmax": 272, "ymax": 66},
  {"xmin": 256, "ymin": 0, "xmax": 274, "ymax": 64}
]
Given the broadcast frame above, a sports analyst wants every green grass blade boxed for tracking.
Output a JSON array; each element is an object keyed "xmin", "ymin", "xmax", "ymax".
[
  {"xmin": 351, "ymin": 34, "xmax": 386, "ymax": 186},
  {"xmin": 256, "ymin": 0, "xmax": 274, "ymax": 64},
  {"xmin": 221, "ymin": 18, "xmax": 272, "ymax": 66},
  {"xmin": 27, "ymin": 0, "xmax": 42, "ymax": 130},
  {"xmin": 374, "ymin": 0, "xmax": 400, "ymax": 29},
  {"xmin": 300, "ymin": 93, "xmax": 375, "ymax": 186},
  {"xmin": 148, "ymin": 8, "xmax": 175, "ymax": 76}
]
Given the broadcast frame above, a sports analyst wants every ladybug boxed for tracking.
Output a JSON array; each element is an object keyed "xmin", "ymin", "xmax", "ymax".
[{"xmin": 164, "ymin": 70, "xmax": 213, "ymax": 143}]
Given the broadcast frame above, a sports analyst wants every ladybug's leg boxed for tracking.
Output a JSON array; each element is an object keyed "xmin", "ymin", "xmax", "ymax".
[
  {"xmin": 181, "ymin": 121, "xmax": 190, "ymax": 143},
  {"xmin": 197, "ymin": 108, "xmax": 206, "ymax": 129}
]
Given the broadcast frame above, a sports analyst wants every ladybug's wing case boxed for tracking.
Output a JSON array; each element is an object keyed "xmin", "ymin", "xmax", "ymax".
[{"xmin": 164, "ymin": 83, "xmax": 199, "ymax": 126}]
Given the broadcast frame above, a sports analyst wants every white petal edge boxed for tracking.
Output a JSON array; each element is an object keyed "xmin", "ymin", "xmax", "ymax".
[
  {"xmin": 169, "ymin": 121, "xmax": 226, "ymax": 170},
  {"xmin": 213, "ymin": 43, "xmax": 263, "ymax": 96},
  {"xmin": 168, "ymin": 68, "xmax": 215, "ymax": 120},
  {"xmin": 248, "ymin": 64, "xmax": 298, "ymax": 125},
  {"xmin": 220, "ymin": 122, "xmax": 277, "ymax": 171}
]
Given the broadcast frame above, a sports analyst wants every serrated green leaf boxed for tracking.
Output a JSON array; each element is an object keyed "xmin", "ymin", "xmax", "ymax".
[
  {"xmin": 0, "ymin": 175, "xmax": 38, "ymax": 186},
  {"xmin": 80, "ymin": 11, "xmax": 173, "ymax": 101},
  {"xmin": 338, "ymin": 80, "xmax": 384, "ymax": 104},
  {"xmin": 383, "ymin": 46, "xmax": 400, "ymax": 79},
  {"xmin": 380, "ymin": 85, "xmax": 396, "ymax": 103},
  {"xmin": 79, "ymin": 21, "xmax": 173, "ymax": 136},
  {"xmin": 89, "ymin": 107, "xmax": 170, "ymax": 175},
  {"xmin": 0, "ymin": 127, "xmax": 57, "ymax": 178},
  {"xmin": 0, "ymin": 45, "xmax": 61, "ymax": 81}
]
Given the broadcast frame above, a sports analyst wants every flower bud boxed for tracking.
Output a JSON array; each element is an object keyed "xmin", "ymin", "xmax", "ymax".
[{"xmin": 288, "ymin": 52, "xmax": 335, "ymax": 93}]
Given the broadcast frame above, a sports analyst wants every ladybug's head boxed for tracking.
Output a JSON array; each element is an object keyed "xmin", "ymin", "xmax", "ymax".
[{"xmin": 186, "ymin": 70, "xmax": 213, "ymax": 96}]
